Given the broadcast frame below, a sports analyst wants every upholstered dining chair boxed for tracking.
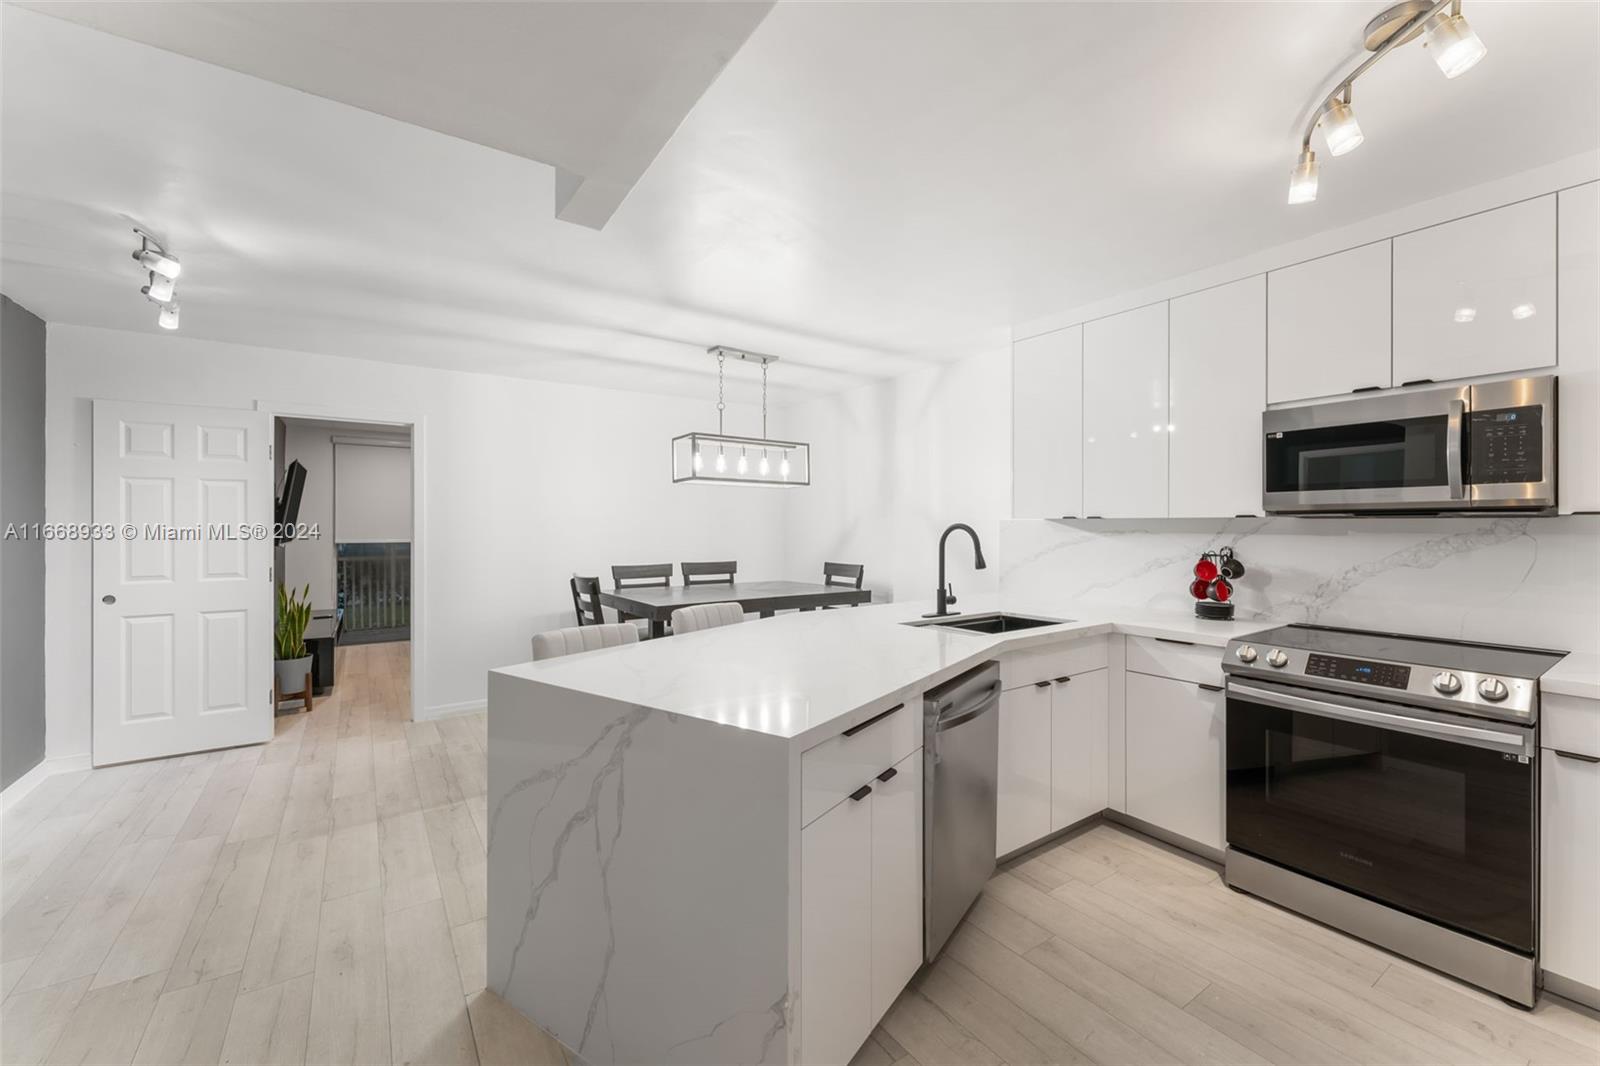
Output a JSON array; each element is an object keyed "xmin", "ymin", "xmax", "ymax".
[
  {"xmin": 531, "ymin": 622, "xmax": 639, "ymax": 661},
  {"xmin": 570, "ymin": 575, "xmax": 605, "ymax": 626},
  {"xmin": 681, "ymin": 560, "xmax": 737, "ymax": 586},
  {"xmin": 670, "ymin": 602, "xmax": 745, "ymax": 634}
]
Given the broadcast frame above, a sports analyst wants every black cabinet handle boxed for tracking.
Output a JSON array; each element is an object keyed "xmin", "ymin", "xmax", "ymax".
[
  {"xmin": 876, "ymin": 767, "xmax": 898, "ymax": 783},
  {"xmin": 1034, "ymin": 680, "xmax": 1051, "ymax": 689},
  {"xmin": 849, "ymin": 784, "xmax": 873, "ymax": 802},
  {"xmin": 1400, "ymin": 378, "xmax": 1436, "ymax": 388},
  {"xmin": 1156, "ymin": 637, "xmax": 1196, "ymax": 647},
  {"xmin": 843, "ymin": 703, "xmax": 903, "ymax": 738},
  {"xmin": 1553, "ymin": 749, "xmax": 1600, "ymax": 764},
  {"xmin": 1053, "ymin": 675, "xmax": 1072, "ymax": 684},
  {"xmin": 1351, "ymin": 385, "xmax": 1384, "ymax": 393},
  {"xmin": 1197, "ymin": 682, "xmax": 1224, "ymax": 693}
]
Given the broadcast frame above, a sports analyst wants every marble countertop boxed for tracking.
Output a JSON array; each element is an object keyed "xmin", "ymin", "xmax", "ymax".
[
  {"xmin": 1544, "ymin": 652, "xmax": 1600, "ymax": 701},
  {"xmin": 491, "ymin": 598, "xmax": 1275, "ymax": 747}
]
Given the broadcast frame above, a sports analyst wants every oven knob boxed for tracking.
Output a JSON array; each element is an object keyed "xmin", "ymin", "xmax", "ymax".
[
  {"xmin": 1236, "ymin": 645, "xmax": 1258, "ymax": 664},
  {"xmin": 1478, "ymin": 677, "xmax": 1509, "ymax": 702},
  {"xmin": 1266, "ymin": 649, "xmax": 1289, "ymax": 668},
  {"xmin": 1432, "ymin": 671, "xmax": 1462, "ymax": 695}
]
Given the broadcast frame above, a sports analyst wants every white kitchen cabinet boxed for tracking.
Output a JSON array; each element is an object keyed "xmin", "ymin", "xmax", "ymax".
[
  {"xmin": 1124, "ymin": 671, "xmax": 1225, "ymax": 851},
  {"xmin": 1541, "ymin": 744, "xmax": 1600, "ymax": 999},
  {"xmin": 1012, "ymin": 326, "xmax": 1083, "ymax": 519},
  {"xmin": 1169, "ymin": 276, "xmax": 1267, "ymax": 517},
  {"xmin": 1394, "ymin": 195, "xmax": 1557, "ymax": 385},
  {"xmin": 1559, "ymin": 182, "xmax": 1600, "ymax": 514},
  {"xmin": 800, "ymin": 790, "xmax": 872, "ymax": 1066},
  {"xmin": 997, "ymin": 681, "xmax": 1052, "ymax": 857},
  {"xmin": 1050, "ymin": 668, "xmax": 1108, "ymax": 831},
  {"xmin": 1083, "ymin": 302, "xmax": 1169, "ymax": 518},
  {"xmin": 870, "ymin": 750, "xmax": 922, "ymax": 1022},
  {"xmin": 1267, "ymin": 241, "xmax": 1391, "ymax": 403}
]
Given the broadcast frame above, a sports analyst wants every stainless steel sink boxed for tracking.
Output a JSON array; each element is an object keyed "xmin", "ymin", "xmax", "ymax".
[{"xmin": 904, "ymin": 612, "xmax": 1069, "ymax": 634}]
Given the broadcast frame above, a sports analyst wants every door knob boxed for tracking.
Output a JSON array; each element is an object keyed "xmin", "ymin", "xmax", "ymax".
[{"xmin": 101, "ymin": 594, "xmax": 116, "ymax": 605}]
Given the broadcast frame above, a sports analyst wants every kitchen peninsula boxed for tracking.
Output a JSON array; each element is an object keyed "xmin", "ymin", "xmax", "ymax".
[{"xmin": 484, "ymin": 599, "xmax": 1270, "ymax": 1065}]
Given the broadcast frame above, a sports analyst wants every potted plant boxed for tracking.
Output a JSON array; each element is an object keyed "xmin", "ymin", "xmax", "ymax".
[{"xmin": 275, "ymin": 582, "xmax": 314, "ymax": 694}]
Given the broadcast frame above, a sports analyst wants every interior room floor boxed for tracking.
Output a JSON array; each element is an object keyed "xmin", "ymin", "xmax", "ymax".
[{"xmin": 3, "ymin": 642, "xmax": 1597, "ymax": 1066}]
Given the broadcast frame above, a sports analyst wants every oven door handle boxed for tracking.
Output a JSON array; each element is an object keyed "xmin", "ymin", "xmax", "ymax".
[
  {"xmin": 1228, "ymin": 681, "xmax": 1532, "ymax": 756},
  {"xmin": 1447, "ymin": 397, "xmax": 1465, "ymax": 500}
]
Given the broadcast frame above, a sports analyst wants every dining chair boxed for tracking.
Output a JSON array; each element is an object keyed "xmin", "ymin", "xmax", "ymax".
[
  {"xmin": 570, "ymin": 575, "xmax": 605, "ymax": 626},
  {"xmin": 822, "ymin": 562, "xmax": 865, "ymax": 608},
  {"xmin": 681, "ymin": 560, "xmax": 737, "ymax": 586},
  {"xmin": 611, "ymin": 563, "xmax": 673, "ymax": 631},
  {"xmin": 671, "ymin": 602, "xmax": 745, "ymax": 634},
  {"xmin": 531, "ymin": 623, "xmax": 639, "ymax": 661}
]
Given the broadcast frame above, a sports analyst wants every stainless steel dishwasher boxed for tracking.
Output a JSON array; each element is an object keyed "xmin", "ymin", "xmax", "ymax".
[{"xmin": 923, "ymin": 660, "xmax": 1001, "ymax": 961}]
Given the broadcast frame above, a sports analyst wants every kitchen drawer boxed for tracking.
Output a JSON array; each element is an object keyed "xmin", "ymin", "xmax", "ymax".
[
  {"xmin": 1001, "ymin": 638, "xmax": 1108, "ymax": 690},
  {"xmin": 802, "ymin": 697, "xmax": 918, "ymax": 826},
  {"xmin": 1544, "ymin": 694, "xmax": 1600, "ymax": 761},
  {"xmin": 1126, "ymin": 636, "xmax": 1224, "ymax": 686}
]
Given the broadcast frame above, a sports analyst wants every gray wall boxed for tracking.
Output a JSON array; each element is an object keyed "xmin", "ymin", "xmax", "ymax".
[{"xmin": 2, "ymin": 295, "xmax": 47, "ymax": 789}]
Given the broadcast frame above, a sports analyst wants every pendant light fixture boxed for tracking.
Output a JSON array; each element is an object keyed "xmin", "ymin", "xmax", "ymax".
[
  {"xmin": 672, "ymin": 347, "xmax": 810, "ymax": 487},
  {"xmin": 1287, "ymin": 0, "xmax": 1486, "ymax": 205}
]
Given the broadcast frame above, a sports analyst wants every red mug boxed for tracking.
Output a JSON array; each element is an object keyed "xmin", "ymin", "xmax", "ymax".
[
  {"xmin": 1209, "ymin": 577, "xmax": 1233, "ymax": 603},
  {"xmin": 1189, "ymin": 578, "xmax": 1211, "ymax": 600},
  {"xmin": 1193, "ymin": 557, "xmax": 1218, "ymax": 582}
]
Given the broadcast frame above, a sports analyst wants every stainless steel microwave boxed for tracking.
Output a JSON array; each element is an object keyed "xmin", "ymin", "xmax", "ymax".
[{"xmin": 1262, "ymin": 375, "xmax": 1556, "ymax": 514}]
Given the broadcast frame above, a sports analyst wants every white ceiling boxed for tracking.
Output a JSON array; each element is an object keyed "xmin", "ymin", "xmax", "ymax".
[
  {"xmin": 15, "ymin": 0, "xmax": 774, "ymax": 230},
  {"xmin": 2, "ymin": 2, "xmax": 1596, "ymax": 403}
]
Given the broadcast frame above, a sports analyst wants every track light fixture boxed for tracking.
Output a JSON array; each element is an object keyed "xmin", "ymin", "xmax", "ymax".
[
  {"xmin": 133, "ymin": 228, "xmax": 182, "ymax": 330},
  {"xmin": 1288, "ymin": 0, "xmax": 1485, "ymax": 205}
]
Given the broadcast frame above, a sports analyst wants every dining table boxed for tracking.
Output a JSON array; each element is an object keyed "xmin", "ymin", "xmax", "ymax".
[{"xmin": 599, "ymin": 580, "xmax": 871, "ymax": 638}]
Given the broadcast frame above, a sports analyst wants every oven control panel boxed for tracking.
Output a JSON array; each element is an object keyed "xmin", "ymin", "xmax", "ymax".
[{"xmin": 1304, "ymin": 654, "xmax": 1411, "ymax": 690}]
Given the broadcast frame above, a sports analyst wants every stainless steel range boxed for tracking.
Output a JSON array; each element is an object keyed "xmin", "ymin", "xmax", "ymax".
[{"xmin": 1222, "ymin": 624, "xmax": 1566, "ymax": 1007}]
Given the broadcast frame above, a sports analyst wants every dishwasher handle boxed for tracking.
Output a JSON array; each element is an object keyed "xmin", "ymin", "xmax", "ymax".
[{"xmin": 934, "ymin": 681, "xmax": 1001, "ymax": 733}]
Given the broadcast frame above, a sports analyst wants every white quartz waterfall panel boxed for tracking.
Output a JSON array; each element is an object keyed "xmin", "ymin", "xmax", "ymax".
[{"xmin": 487, "ymin": 673, "xmax": 793, "ymax": 1064}]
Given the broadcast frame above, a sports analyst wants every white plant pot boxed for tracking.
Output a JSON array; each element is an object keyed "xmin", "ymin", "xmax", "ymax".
[{"xmin": 275, "ymin": 655, "xmax": 313, "ymax": 693}]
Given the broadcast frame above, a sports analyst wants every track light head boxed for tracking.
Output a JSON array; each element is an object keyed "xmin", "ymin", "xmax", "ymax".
[
  {"xmin": 1425, "ymin": 11, "xmax": 1487, "ymax": 79},
  {"xmin": 158, "ymin": 304, "xmax": 180, "ymax": 330},
  {"xmin": 134, "ymin": 247, "xmax": 182, "ymax": 280},
  {"xmin": 1322, "ymin": 98, "xmax": 1364, "ymax": 157},
  {"xmin": 1287, "ymin": 149, "xmax": 1319, "ymax": 205},
  {"xmin": 142, "ymin": 273, "xmax": 176, "ymax": 303}
]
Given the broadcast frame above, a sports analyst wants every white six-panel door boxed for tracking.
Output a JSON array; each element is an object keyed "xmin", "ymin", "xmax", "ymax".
[{"xmin": 93, "ymin": 401, "xmax": 273, "ymax": 766}]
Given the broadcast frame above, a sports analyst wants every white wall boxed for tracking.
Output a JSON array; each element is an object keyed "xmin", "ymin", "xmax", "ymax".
[
  {"xmin": 45, "ymin": 324, "xmax": 790, "ymax": 758},
  {"xmin": 779, "ymin": 347, "xmax": 1010, "ymax": 604}
]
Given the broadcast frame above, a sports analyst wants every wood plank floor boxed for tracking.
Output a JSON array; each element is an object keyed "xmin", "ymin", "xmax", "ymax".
[{"xmin": 5, "ymin": 641, "xmax": 1598, "ymax": 1066}]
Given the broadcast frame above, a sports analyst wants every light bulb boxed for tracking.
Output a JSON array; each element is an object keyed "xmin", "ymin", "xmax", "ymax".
[
  {"xmin": 134, "ymin": 248, "xmax": 182, "ymax": 279},
  {"xmin": 693, "ymin": 448, "xmax": 703, "ymax": 472},
  {"xmin": 1511, "ymin": 303, "xmax": 1536, "ymax": 320},
  {"xmin": 158, "ymin": 304, "xmax": 180, "ymax": 330},
  {"xmin": 143, "ymin": 273, "xmax": 176, "ymax": 303},
  {"xmin": 1151, "ymin": 424, "xmax": 1162, "ymax": 434},
  {"xmin": 1454, "ymin": 306, "xmax": 1477, "ymax": 323},
  {"xmin": 1426, "ymin": 12, "xmax": 1487, "ymax": 79},
  {"xmin": 1322, "ymin": 99, "xmax": 1363, "ymax": 157},
  {"xmin": 737, "ymin": 450, "xmax": 748, "ymax": 474},
  {"xmin": 780, "ymin": 453, "xmax": 790, "ymax": 479},
  {"xmin": 715, "ymin": 448, "xmax": 726, "ymax": 473},
  {"xmin": 1287, "ymin": 148, "xmax": 1318, "ymax": 205},
  {"xmin": 759, "ymin": 452, "xmax": 770, "ymax": 476}
]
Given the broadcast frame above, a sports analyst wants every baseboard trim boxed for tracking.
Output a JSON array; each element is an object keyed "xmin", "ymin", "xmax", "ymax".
[
  {"xmin": 1, "ymin": 754, "xmax": 93, "ymax": 811},
  {"xmin": 419, "ymin": 700, "xmax": 487, "ymax": 722},
  {"xmin": 1542, "ymin": 970, "xmax": 1600, "ymax": 1011}
]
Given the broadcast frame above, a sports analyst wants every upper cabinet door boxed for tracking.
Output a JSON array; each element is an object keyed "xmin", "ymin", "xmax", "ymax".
[
  {"xmin": 1083, "ymin": 303, "xmax": 1168, "ymax": 518},
  {"xmin": 1559, "ymin": 182, "xmax": 1600, "ymax": 515},
  {"xmin": 1394, "ymin": 195, "xmax": 1557, "ymax": 385},
  {"xmin": 1169, "ymin": 276, "xmax": 1266, "ymax": 518},
  {"xmin": 1012, "ymin": 326, "xmax": 1083, "ymax": 519},
  {"xmin": 1267, "ymin": 241, "xmax": 1391, "ymax": 403}
]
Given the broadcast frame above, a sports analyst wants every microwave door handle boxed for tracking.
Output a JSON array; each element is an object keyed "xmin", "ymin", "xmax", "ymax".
[{"xmin": 1447, "ymin": 397, "xmax": 1465, "ymax": 500}]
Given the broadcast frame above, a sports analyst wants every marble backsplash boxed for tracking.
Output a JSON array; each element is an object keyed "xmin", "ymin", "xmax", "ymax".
[{"xmin": 999, "ymin": 516, "xmax": 1600, "ymax": 656}]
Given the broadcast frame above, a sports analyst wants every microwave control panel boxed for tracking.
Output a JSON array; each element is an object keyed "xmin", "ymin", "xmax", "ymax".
[
  {"xmin": 1304, "ymin": 654, "xmax": 1412, "ymax": 689},
  {"xmin": 1468, "ymin": 406, "xmax": 1543, "ymax": 484}
]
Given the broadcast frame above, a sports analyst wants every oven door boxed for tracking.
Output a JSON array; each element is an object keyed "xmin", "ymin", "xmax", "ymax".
[
  {"xmin": 1263, "ymin": 386, "xmax": 1467, "ymax": 513},
  {"xmin": 1226, "ymin": 679, "xmax": 1536, "ymax": 953}
]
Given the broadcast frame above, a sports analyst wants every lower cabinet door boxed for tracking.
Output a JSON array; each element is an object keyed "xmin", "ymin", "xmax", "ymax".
[
  {"xmin": 1542, "ymin": 749, "xmax": 1600, "ymax": 991},
  {"xmin": 870, "ymin": 750, "xmax": 923, "ymax": 1024},
  {"xmin": 1125, "ymin": 672, "xmax": 1225, "ymax": 850},
  {"xmin": 801, "ymin": 792, "xmax": 873, "ymax": 1065},
  {"xmin": 998, "ymin": 684, "xmax": 1052, "ymax": 857},
  {"xmin": 1051, "ymin": 668, "xmax": 1109, "ymax": 830}
]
